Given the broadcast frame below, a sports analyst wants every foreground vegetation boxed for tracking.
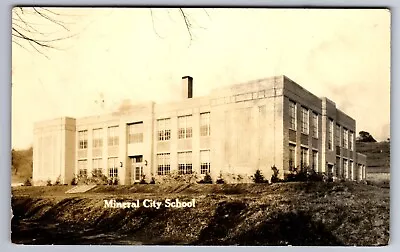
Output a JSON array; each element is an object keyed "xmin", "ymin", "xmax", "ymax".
[{"xmin": 12, "ymin": 182, "xmax": 389, "ymax": 246}]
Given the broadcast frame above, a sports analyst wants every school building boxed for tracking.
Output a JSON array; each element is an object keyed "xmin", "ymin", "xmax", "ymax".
[{"xmin": 32, "ymin": 75, "xmax": 367, "ymax": 185}]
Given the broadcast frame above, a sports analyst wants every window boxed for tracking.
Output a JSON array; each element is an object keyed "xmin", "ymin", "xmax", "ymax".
[
  {"xmin": 92, "ymin": 128, "xmax": 103, "ymax": 148},
  {"xmin": 289, "ymin": 100, "xmax": 296, "ymax": 130},
  {"xmin": 312, "ymin": 112, "xmax": 318, "ymax": 138},
  {"xmin": 178, "ymin": 151, "xmax": 193, "ymax": 175},
  {"xmin": 350, "ymin": 160, "xmax": 354, "ymax": 180},
  {"xmin": 328, "ymin": 119, "xmax": 333, "ymax": 150},
  {"xmin": 301, "ymin": 107, "xmax": 309, "ymax": 134},
  {"xmin": 108, "ymin": 157, "xmax": 118, "ymax": 178},
  {"xmin": 343, "ymin": 159, "xmax": 349, "ymax": 179},
  {"xmin": 343, "ymin": 128, "xmax": 349, "ymax": 149},
  {"xmin": 78, "ymin": 130, "xmax": 88, "ymax": 149},
  {"xmin": 200, "ymin": 150, "xmax": 211, "ymax": 174},
  {"xmin": 127, "ymin": 122, "xmax": 144, "ymax": 144},
  {"xmin": 92, "ymin": 158, "xmax": 103, "ymax": 176},
  {"xmin": 108, "ymin": 126, "xmax": 119, "ymax": 146},
  {"xmin": 200, "ymin": 112, "xmax": 211, "ymax": 136},
  {"xmin": 312, "ymin": 150, "xmax": 318, "ymax": 171},
  {"xmin": 157, "ymin": 153, "xmax": 171, "ymax": 175},
  {"xmin": 289, "ymin": 144, "xmax": 296, "ymax": 170},
  {"xmin": 178, "ymin": 115, "xmax": 193, "ymax": 139},
  {"xmin": 349, "ymin": 131, "xmax": 354, "ymax": 150},
  {"xmin": 157, "ymin": 118, "xmax": 171, "ymax": 141},
  {"xmin": 335, "ymin": 124, "xmax": 341, "ymax": 147},
  {"xmin": 336, "ymin": 157, "xmax": 341, "ymax": 178},
  {"xmin": 78, "ymin": 160, "xmax": 88, "ymax": 176},
  {"xmin": 300, "ymin": 147, "xmax": 309, "ymax": 169}
]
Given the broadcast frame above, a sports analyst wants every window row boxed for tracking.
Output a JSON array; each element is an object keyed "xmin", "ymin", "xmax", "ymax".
[
  {"xmin": 78, "ymin": 126, "xmax": 120, "ymax": 150},
  {"xmin": 157, "ymin": 150, "xmax": 211, "ymax": 176},
  {"xmin": 288, "ymin": 100, "xmax": 318, "ymax": 138},
  {"xmin": 77, "ymin": 157, "xmax": 119, "ymax": 178},
  {"xmin": 157, "ymin": 112, "xmax": 211, "ymax": 141},
  {"xmin": 78, "ymin": 121, "xmax": 148, "ymax": 150},
  {"xmin": 335, "ymin": 158, "xmax": 354, "ymax": 179},
  {"xmin": 288, "ymin": 144, "xmax": 319, "ymax": 171},
  {"xmin": 333, "ymin": 123, "xmax": 355, "ymax": 150}
]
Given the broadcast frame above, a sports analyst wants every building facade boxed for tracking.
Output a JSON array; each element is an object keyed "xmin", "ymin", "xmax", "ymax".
[{"xmin": 32, "ymin": 75, "xmax": 367, "ymax": 185}]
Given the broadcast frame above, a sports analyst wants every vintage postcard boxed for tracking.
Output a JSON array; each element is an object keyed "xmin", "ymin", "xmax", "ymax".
[{"xmin": 11, "ymin": 7, "xmax": 390, "ymax": 245}]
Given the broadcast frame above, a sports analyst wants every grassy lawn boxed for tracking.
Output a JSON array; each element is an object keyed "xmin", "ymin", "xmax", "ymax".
[{"xmin": 11, "ymin": 182, "xmax": 389, "ymax": 246}]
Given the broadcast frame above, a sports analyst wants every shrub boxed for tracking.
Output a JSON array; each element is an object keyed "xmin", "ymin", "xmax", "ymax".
[
  {"xmin": 198, "ymin": 173, "xmax": 213, "ymax": 184},
  {"xmin": 284, "ymin": 166, "xmax": 326, "ymax": 182},
  {"xmin": 139, "ymin": 175, "xmax": 148, "ymax": 184},
  {"xmin": 46, "ymin": 178, "xmax": 52, "ymax": 186},
  {"xmin": 90, "ymin": 169, "xmax": 109, "ymax": 185},
  {"xmin": 149, "ymin": 177, "xmax": 156, "ymax": 184},
  {"xmin": 216, "ymin": 178, "xmax": 225, "ymax": 184},
  {"xmin": 71, "ymin": 175, "xmax": 78, "ymax": 185},
  {"xmin": 54, "ymin": 175, "xmax": 62, "ymax": 186},
  {"xmin": 156, "ymin": 170, "xmax": 199, "ymax": 184},
  {"xmin": 24, "ymin": 177, "xmax": 32, "ymax": 186},
  {"xmin": 271, "ymin": 166, "xmax": 280, "ymax": 183},
  {"xmin": 252, "ymin": 169, "xmax": 268, "ymax": 183},
  {"xmin": 108, "ymin": 177, "xmax": 119, "ymax": 185},
  {"xmin": 215, "ymin": 172, "xmax": 225, "ymax": 184}
]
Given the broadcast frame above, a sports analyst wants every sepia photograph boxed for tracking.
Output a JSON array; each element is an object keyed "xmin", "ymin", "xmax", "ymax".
[{"xmin": 11, "ymin": 7, "xmax": 390, "ymax": 246}]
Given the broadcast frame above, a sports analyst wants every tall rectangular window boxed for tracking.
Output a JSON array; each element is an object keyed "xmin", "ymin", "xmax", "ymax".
[
  {"xmin": 343, "ymin": 159, "xmax": 349, "ymax": 179},
  {"xmin": 127, "ymin": 122, "xmax": 144, "ymax": 144},
  {"xmin": 108, "ymin": 126, "xmax": 119, "ymax": 146},
  {"xmin": 157, "ymin": 118, "xmax": 171, "ymax": 141},
  {"xmin": 349, "ymin": 131, "xmax": 354, "ymax": 150},
  {"xmin": 328, "ymin": 119, "xmax": 334, "ymax": 150},
  {"xmin": 200, "ymin": 112, "xmax": 211, "ymax": 136},
  {"xmin": 312, "ymin": 112, "xmax": 318, "ymax": 138},
  {"xmin": 178, "ymin": 151, "xmax": 192, "ymax": 175},
  {"xmin": 289, "ymin": 100, "xmax": 296, "ymax": 130},
  {"xmin": 312, "ymin": 150, "xmax": 318, "ymax": 171},
  {"xmin": 157, "ymin": 153, "xmax": 171, "ymax": 175},
  {"xmin": 92, "ymin": 128, "xmax": 103, "ymax": 148},
  {"xmin": 343, "ymin": 128, "xmax": 349, "ymax": 149},
  {"xmin": 335, "ymin": 124, "xmax": 341, "ymax": 147},
  {"xmin": 200, "ymin": 150, "xmax": 211, "ymax": 174},
  {"xmin": 336, "ymin": 157, "xmax": 341, "ymax": 178},
  {"xmin": 178, "ymin": 115, "xmax": 193, "ymax": 139},
  {"xmin": 108, "ymin": 157, "xmax": 118, "ymax": 178},
  {"xmin": 350, "ymin": 160, "xmax": 354, "ymax": 180},
  {"xmin": 78, "ymin": 130, "xmax": 88, "ymax": 149},
  {"xmin": 301, "ymin": 107, "xmax": 309, "ymax": 134},
  {"xmin": 92, "ymin": 158, "xmax": 103, "ymax": 176},
  {"xmin": 78, "ymin": 159, "xmax": 88, "ymax": 176},
  {"xmin": 289, "ymin": 144, "xmax": 296, "ymax": 170},
  {"xmin": 300, "ymin": 147, "xmax": 309, "ymax": 169}
]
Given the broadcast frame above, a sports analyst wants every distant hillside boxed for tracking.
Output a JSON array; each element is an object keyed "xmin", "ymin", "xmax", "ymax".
[
  {"xmin": 11, "ymin": 147, "xmax": 33, "ymax": 183},
  {"xmin": 356, "ymin": 141, "xmax": 390, "ymax": 173}
]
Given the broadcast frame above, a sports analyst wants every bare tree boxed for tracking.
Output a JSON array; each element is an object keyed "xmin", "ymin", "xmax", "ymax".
[
  {"xmin": 12, "ymin": 7, "xmax": 76, "ymax": 58},
  {"xmin": 12, "ymin": 7, "xmax": 210, "ymax": 58}
]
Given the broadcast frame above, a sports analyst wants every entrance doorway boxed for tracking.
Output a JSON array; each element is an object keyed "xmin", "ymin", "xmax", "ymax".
[{"xmin": 130, "ymin": 155, "xmax": 143, "ymax": 184}]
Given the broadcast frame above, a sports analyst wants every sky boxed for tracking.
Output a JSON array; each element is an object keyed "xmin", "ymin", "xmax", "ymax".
[{"xmin": 11, "ymin": 8, "xmax": 391, "ymax": 149}]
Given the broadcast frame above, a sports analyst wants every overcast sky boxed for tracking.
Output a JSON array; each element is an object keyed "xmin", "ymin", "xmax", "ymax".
[{"xmin": 11, "ymin": 8, "xmax": 391, "ymax": 149}]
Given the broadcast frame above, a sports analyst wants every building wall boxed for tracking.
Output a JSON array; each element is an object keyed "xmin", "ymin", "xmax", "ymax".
[
  {"xmin": 32, "ymin": 117, "xmax": 75, "ymax": 185},
  {"xmin": 32, "ymin": 75, "xmax": 368, "ymax": 184},
  {"xmin": 152, "ymin": 97, "xmax": 211, "ymax": 180},
  {"xmin": 210, "ymin": 85, "xmax": 284, "ymax": 181},
  {"xmin": 282, "ymin": 77, "xmax": 323, "ymax": 175}
]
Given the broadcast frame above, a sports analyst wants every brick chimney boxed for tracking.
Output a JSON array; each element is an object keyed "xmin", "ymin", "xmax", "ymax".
[{"xmin": 182, "ymin": 76, "xmax": 193, "ymax": 99}]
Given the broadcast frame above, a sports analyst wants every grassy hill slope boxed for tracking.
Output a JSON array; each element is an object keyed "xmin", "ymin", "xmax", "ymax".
[
  {"xmin": 11, "ymin": 147, "xmax": 33, "ymax": 184},
  {"xmin": 356, "ymin": 141, "xmax": 390, "ymax": 173},
  {"xmin": 11, "ymin": 182, "xmax": 389, "ymax": 246}
]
